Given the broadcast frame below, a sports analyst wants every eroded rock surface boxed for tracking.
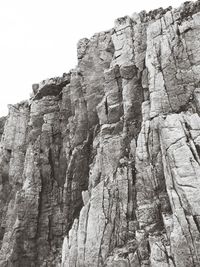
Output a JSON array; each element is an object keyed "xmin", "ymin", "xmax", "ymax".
[{"xmin": 1, "ymin": 1, "xmax": 200, "ymax": 266}]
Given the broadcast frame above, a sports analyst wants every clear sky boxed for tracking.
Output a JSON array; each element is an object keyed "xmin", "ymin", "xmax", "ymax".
[{"xmin": 0, "ymin": 0, "xmax": 186, "ymax": 116}]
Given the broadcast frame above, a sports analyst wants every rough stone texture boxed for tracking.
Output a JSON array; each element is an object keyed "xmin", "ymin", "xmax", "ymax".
[
  {"xmin": 1, "ymin": 1, "xmax": 200, "ymax": 266},
  {"xmin": 0, "ymin": 117, "xmax": 6, "ymax": 141}
]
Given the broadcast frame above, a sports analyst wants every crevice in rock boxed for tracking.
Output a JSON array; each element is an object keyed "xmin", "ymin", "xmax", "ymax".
[
  {"xmin": 193, "ymin": 215, "xmax": 200, "ymax": 233},
  {"xmin": 105, "ymin": 98, "xmax": 108, "ymax": 115}
]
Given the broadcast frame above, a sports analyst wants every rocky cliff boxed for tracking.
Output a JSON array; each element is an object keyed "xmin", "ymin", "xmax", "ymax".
[{"xmin": 1, "ymin": 1, "xmax": 200, "ymax": 266}]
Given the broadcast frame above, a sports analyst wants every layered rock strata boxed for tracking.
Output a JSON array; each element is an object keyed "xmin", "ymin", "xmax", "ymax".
[{"xmin": 1, "ymin": 1, "xmax": 200, "ymax": 266}]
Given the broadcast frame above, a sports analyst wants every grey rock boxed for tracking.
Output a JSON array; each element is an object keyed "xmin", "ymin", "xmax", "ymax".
[{"xmin": 1, "ymin": 1, "xmax": 200, "ymax": 267}]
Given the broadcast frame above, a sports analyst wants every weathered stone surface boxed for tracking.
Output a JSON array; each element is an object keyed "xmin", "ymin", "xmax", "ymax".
[
  {"xmin": 33, "ymin": 74, "xmax": 71, "ymax": 100},
  {"xmin": 0, "ymin": 117, "xmax": 6, "ymax": 141},
  {"xmin": 1, "ymin": 1, "xmax": 200, "ymax": 266}
]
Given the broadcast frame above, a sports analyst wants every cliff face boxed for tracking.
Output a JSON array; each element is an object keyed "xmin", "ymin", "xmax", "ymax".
[{"xmin": 1, "ymin": 1, "xmax": 200, "ymax": 266}]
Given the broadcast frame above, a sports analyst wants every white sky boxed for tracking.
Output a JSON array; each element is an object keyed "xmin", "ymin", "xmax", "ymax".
[{"xmin": 0, "ymin": 0, "xmax": 186, "ymax": 116}]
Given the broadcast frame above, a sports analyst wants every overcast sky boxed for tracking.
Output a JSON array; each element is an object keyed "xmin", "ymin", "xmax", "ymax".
[{"xmin": 0, "ymin": 0, "xmax": 186, "ymax": 116}]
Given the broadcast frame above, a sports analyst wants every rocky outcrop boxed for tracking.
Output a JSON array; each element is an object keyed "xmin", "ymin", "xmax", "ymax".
[{"xmin": 1, "ymin": 1, "xmax": 200, "ymax": 266}]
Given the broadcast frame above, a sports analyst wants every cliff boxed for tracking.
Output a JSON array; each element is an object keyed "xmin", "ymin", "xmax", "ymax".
[{"xmin": 1, "ymin": 1, "xmax": 200, "ymax": 266}]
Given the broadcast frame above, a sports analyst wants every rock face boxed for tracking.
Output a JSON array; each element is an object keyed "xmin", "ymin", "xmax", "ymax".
[{"xmin": 1, "ymin": 1, "xmax": 200, "ymax": 266}]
